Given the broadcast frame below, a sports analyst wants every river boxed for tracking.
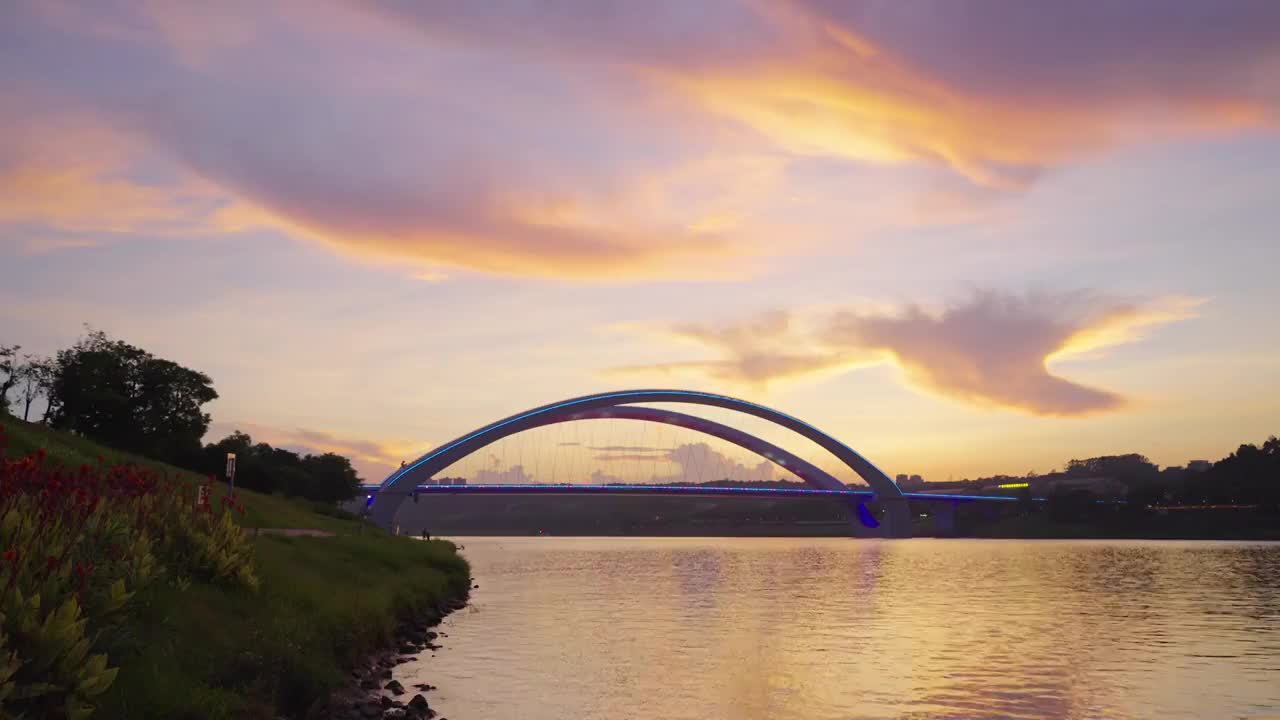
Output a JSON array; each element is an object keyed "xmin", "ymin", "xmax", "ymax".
[{"xmin": 397, "ymin": 537, "xmax": 1280, "ymax": 719}]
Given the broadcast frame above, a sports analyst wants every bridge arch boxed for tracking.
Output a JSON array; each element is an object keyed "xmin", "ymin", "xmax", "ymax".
[{"xmin": 372, "ymin": 390, "xmax": 911, "ymax": 536}]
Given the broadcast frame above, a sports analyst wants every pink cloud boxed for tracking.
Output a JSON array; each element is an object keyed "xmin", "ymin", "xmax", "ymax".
[{"xmin": 614, "ymin": 291, "xmax": 1200, "ymax": 416}]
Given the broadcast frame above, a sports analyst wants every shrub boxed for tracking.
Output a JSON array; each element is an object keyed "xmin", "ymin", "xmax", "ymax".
[{"xmin": 0, "ymin": 424, "xmax": 258, "ymax": 718}]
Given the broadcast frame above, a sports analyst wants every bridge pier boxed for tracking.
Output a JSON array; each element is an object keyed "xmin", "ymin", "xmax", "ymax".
[
  {"xmin": 879, "ymin": 497, "xmax": 913, "ymax": 538},
  {"xmin": 369, "ymin": 491, "xmax": 408, "ymax": 531}
]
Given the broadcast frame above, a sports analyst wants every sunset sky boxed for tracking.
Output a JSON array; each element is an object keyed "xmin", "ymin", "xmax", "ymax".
[{"xmin": 3, "ymin": 1, "xmax": 1278, "ymax": 485}]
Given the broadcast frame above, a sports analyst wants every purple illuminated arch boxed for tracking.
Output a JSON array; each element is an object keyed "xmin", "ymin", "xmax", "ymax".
[{"xmin": 372, "ymin": 390, "xmax": 911, "ymax": 537}]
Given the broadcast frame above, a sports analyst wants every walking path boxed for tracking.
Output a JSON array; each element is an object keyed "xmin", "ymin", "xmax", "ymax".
[{"xmin": 253, "ymin": 528, "xmax": 336, "ymax": 537}]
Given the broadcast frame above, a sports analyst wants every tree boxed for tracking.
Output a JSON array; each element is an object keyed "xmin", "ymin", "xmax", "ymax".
[
  {"xmin": 300, "ymin": 453, "xmax": 362, "ymax": 504},
  {"xmin": 203, "ymin": 432, "xmax": 274, "ymax": 493},
  {"xmin": 1064, "ymin": 454, "xmax": 1159, "ymax": 485},
  {"xmin": 0, "ymin": 344, "xmax": 19, "ymax": 414},
  {"xmin": 13, "ymin": 355, "xmax": 53, "ymax": 422},
  {"xmin": 45, "ymin": 329, "xmax": 217, "ymax": 464},
  {"xmin": 1185, "ymin": 438, "xmax": 1280, "ymax": 512}
]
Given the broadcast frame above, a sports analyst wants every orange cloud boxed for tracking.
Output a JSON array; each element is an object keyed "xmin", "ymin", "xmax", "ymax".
[
  {"xmin": 607, "ymin": 310, "xmax": 877, "ymax": 387},
  {"xmin": 614, "ymin": 291, "xmax": 1200, "ymax": 416},
  {"xmin": 371, "ymin": 0, "xmax": 1280, "ymax": 189},
  {"xmin": 0, "ymin": 119, "xmax": 224, "ymax": 239},
  {"xmin": 6, "ymin": 0, "xmax": 1276, "ymax": 279},
  {"xmin": 664, "ymin": 23, "xmax": 1273, "ymax": 189},
  {"xmin": 211, "ymin": 195, "xmax": 745, "ymax": 281}
]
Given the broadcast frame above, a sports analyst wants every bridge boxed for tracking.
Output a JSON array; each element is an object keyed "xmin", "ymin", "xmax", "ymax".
[{"xmin": 366, "ymin": 389, "xmax": 1028, "ymax": 538}]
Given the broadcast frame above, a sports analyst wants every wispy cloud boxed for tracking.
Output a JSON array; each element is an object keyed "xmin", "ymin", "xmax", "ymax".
[
  {"xmin": 594, "ymin": 453, "xmax": 675, "ymax": 463},
  {"xmin": 0, "ymin": 116, "xmax": 227, "ymax": 241},
  {"xmin": 607, "ymin": 310, "xmax": 873, "ymax": 387},
  {"xmin": 612, "ymin": 291, "xmax": 1201, "ymax": 416},
  {"xmin": 371, "ymin": 0, "xmax": 1280, "ymax": 188},
  {"xmin": 829, "ymin": 291, "xmax": 1201, "ymax": 415},
  {"xmin": 658, "ymin": 442, "xmax": 777, "ymax": 484},
  {"xmin": 592, "ymin": 442, "xmax": 781, "ymax": 484},
  {"xmin": 3, "ymin": 1, "xmax": 1276, "ymax": 279}
]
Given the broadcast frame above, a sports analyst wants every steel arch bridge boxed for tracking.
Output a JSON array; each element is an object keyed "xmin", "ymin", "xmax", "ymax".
[{"xmin": 369, "ymin": 389, "xmax": 926, "ymax": 537}]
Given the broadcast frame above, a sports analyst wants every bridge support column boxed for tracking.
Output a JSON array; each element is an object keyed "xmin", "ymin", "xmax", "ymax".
[
  {"xmin": 880, "ymin": 497, "xmax": 912, "ymax": 539},
  {"xmin": 933, "ymin": 501, "xmax": 959, "ymax": 537},
  {"xmin": 369, "ymin": 491, "xmax": 409, "ymax": 531}
]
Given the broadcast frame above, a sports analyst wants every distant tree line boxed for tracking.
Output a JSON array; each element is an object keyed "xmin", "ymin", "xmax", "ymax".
[
  {"xmin": 944, "ymin": 447, "xmax": 1279, "ymax": 520},
  {"xmin": 1, "ymin": 329, "xmax": 361, "ymax": 504},
  {"xmin": 201, "ymin": 430, "xmax": 360, "ymax": 504}
]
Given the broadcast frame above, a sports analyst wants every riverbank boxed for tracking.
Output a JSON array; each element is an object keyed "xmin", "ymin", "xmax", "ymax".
[
  {"xmin": 327, "ymin": 593, "xmax": 468, "ymax": 720},
  {"xmin": 96, "ymin": 534, "xmax": 470, "ymax": 719},
  {"xmin": 1, "ymin": 418, "xmax": 472, "ymax": 719}
]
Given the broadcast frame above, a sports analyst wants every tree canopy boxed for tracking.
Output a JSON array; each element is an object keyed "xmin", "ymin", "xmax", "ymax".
[{"xmin": 40, "ymin": 330, "xmax": 217, "ymax": 466}]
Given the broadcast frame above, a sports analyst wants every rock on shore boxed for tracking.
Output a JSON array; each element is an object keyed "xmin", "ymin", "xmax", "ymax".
[{"xmin": 323, "ymin": 580, "xmax": 472, "ymax": 719}]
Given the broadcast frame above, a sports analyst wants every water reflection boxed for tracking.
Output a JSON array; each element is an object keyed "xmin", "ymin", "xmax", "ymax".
[{"xmin": 401, "ymin": 538, "xmax": 1280, "ymax": 720}]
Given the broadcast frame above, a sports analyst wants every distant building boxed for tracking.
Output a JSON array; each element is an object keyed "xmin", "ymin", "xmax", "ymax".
[
  {"xmin": 1187, "ymin": 460, "xmax": 1212, "ymax": 473},
  {"xmin": 423, "ymin": 479, "xmax": 438, "ymax": 486},
  {"xmin": 896, "ymin": 474, "xmax": 925, "ymax": 489}
]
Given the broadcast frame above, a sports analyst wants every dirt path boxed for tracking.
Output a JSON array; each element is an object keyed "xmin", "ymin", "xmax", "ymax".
[{"xmin": 252, "ymin": 527, "xmax": 336, "ymax": 537}]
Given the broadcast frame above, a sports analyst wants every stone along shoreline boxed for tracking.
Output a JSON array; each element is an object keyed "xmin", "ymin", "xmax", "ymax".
[{"xmin": 325, "ymin": 578, "xmax": 475, "ymax": 719}]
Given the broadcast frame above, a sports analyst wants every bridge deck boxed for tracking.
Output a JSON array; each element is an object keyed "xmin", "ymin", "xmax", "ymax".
[{"xmin": 359, "ymin": 483, "xmax": 1029, "ymax": 503}]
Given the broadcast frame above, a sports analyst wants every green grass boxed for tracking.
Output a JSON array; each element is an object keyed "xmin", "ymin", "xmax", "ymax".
[
  {"xmin": 0, "ymin": 414, "xmax": 472, "ymax": 719},
  {"xmin": 1, "ymin": 416, "xmax": 358, "ymax": 532},
  {"xmin": 98, "ymin": 535, "xmax": 470, "ymax": 719}
]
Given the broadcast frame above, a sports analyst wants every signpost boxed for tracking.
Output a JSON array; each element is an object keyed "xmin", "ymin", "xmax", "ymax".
[{"xmin": 226, "ymin": 452, "xmax": 237, "ymax": 495}]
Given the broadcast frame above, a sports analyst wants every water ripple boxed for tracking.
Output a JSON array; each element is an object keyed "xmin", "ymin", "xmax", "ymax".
[{"xmin": 398, "ymin": 538, "xmax": 1280, "ymax": 720}]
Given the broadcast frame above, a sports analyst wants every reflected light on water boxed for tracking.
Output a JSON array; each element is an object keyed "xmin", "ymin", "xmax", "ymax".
[{"xmin": 398, "ymin": 538, "xmax": 1280, "ymax": 720}]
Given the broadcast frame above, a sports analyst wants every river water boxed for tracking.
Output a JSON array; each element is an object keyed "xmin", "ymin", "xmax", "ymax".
[{"xmin": 400, "ymin": 538, "xmax": 1280, "ymax": 720}]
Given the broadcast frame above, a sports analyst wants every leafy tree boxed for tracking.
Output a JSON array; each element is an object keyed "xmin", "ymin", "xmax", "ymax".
[
  {"xmin": 203, "ymin": 431, "xmax": 265, "ymax": 489},
  {"xmin": 45, "ymin": 329, "xmax": 217, "ymax": 464},
  {"xmin": 300, "ymin": 453, "xmax": 362, "ymax": 504},
  {"xmin": 1185, "ymin": 438, "xmax": 1280, "ymax": 512}
]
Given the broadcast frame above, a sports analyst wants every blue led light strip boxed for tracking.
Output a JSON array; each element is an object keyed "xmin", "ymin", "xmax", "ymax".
[{"xmin": 361, "ymin": 483, "xmax": 1028, "ymax": 503}]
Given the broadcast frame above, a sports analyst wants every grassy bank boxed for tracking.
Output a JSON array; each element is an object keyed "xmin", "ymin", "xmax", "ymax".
[
  {"xmin": 4, "ymin": 417, "xmax": 358, "ymax": 533},
  {"xmin": 99, "ymin": 534, "xmax": 469, "ymax": 718},
  {"xmin": 1, "ymin": 416, "xmax": 471, "ymax": 719}
]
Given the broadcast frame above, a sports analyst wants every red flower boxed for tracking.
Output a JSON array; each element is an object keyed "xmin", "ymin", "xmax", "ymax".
[{"xmin": 4, "ymin": 549, "xmax": 19, "ymax": 565}]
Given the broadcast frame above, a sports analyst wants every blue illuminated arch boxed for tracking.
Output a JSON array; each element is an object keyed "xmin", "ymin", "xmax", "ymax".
[{"xmin": 374, "ymin": 390, "xmax": 910, "ymax": 536}]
